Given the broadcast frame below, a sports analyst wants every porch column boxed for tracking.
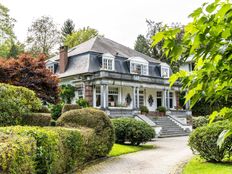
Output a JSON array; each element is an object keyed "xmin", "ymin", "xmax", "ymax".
[
  {"xmin": 119, "ymin": 86, "xmax": 122, "ymax": 105},
  {"xmin": 137, "ymin": 87, "xmax": 140, "ymax": 109},
  {"xmin": 100, "ymin": 85, "xmax": 105, "ymax": 109},
  {"xmin": 167, "ymin": 90, "xmax": 170, "ymax": 109},
  {"xmin": 163, "ymin": 89, "xmax": 167, "ymax": 108},
  {"xmin": 93, "ymin": 85, "xmax": 96, "ymax": 107},
  {"xmin": 105, "ymin": 85, "xmax": 109, "ymax": 108},
  {"xmin": 132, "ymin": 86, "xmax": 136, "ymax": 109}
]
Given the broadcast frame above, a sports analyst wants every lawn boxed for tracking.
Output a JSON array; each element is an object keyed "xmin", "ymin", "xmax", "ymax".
[
  {"xmin": 109, "ymin": 143, "xmax": 154, "ymax": 157},
  {"xmin": 182, "ymin": 156, "xmax": 232, "ymax": 174}
]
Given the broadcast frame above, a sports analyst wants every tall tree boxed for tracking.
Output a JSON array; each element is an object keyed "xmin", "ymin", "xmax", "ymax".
[
  {"xmin": 64, "ymin": 27, "xmax": 99, "ymax": 48},
  {"xmin": 153, "ymin": 0, "xmax": 232, "ymax": 139},
  {"xmin": 134, "ymin": 20, "xmax": 184, "ymax": 72},
  {"xmin": 0, "ymin": 54, "xmax": 60, "ymax": 104},
  {"xmin": 26, "ymin": 16, "xmax": 60, "ymax": 57},
  {"xmin": 61, "ymin": 19, "xmax": 75, "ymax": 41}
]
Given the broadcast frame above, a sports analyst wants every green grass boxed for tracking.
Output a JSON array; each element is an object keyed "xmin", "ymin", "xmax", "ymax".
[
  {"xmin": 182, "ymin": 156, "xmax": 232, "ymax": 174},
  {"xmin": 109, "ymin": 144, "xmax": 154, "ymax": 157}
]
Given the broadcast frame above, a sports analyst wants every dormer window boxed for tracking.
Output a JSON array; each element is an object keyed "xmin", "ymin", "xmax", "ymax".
[
  {"xmin": 47, "ymin": 64, "xmax": 55, "ymax": 73},
  {"xmin": 129, "ymin": 57, "xmax": 148, "ymax": 75},
  {"xmin": 161, "ymin": 64, "xmax": 170, "ymax": 78},
  {"xmin": 102, "ymin": 53, "xmax": 115, "ymax": 71}
]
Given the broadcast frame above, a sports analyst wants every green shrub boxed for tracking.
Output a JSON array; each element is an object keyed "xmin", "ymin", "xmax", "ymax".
[
  {"xmin": 76, "ymin": 98, "xmax": 89, "ymax": 108},
  {"xmin": 0, "ymin": 126, "xmax": 99, "ymax": 174},
  {"xmin": 156, "ymin": 106, "xmax": 166, "ymax": 112},
  {"xmin": 62, "ymin": 104, "xmax": 81, "ymax": 114},
  {"xmin": 112, "ymin": 118, "xmax": 155, "ymax": 145},
  {"xmin": 189, "ymin": 121, "xmax": 232, "ymax": 162},
  {"xmin": 57, "ymin": 108, "xmax": 115, "ymax": 156},
  {"xmin": 22, "ymin": 113, "xmax": 52, "ymax": 126},
  {"xmin": 140, "ymin": 106, "xmax": 149, "ymax": 114},
  {"xmin": 0, "ymin": 132, "xmax": 36, "ymax": 174},
  {"xmin": 50, "ymin": 119, "xmax": 56, "ymax": 126},
  {"xmin": 35, "ymin": 106, "xmax": 50, "ymax": 113},
  {"xmin": 50, "ymin": 103, "xmax": 63, "ymax": 120},
  {"xmin": 192, "ymin": 116, "xmax": 208, "ymax": 129},
  {"xmin": 0, "ymin": 83, "xmax": 42, "ymax": 126}
]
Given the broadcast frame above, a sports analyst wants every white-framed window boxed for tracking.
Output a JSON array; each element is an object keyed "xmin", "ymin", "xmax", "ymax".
[
  {"xmin": 77, "ymin": 87, "xmax": 83, "ymax": 99},
  {"xmin": 47, "ymin": 65, "xmax": 54, "ymax": 73},
  {"xmin": 108, "ymin": 87, "xmax": 118, "ymax": 107},
  {"xmin": 157, "ymin": 91, "xmax": 162, "ymax": 107},
  {"xmin": 139, "ymin": 90, "xmax": 144, "ymax": 106},
  {"xmin": 102, "ymin": 53, "xmax": 115, "ymax": 71},
  {"xmin": 129, "ymin": 57, "xmax": 149, "ymax": 75},
  {"xmin": 161, "ymin": 67, "xmax": 169, "ymax": 78},
  {"xmin": 95, "ymin": 86, "xmax": 101, "ymax": 107}
]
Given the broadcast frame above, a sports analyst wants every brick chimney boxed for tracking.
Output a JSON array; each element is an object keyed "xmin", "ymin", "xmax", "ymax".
[{"xmin": 59, "ymin": 46, "xmax": 68, "ymax": 73}]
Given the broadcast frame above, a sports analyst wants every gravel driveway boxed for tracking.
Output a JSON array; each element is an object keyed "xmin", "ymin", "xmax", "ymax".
[{"xmin": 80, "ymin": 136, "xmax": 193, "ymax": 174}]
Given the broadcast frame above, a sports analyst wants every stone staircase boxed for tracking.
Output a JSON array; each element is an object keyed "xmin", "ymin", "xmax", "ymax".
[{"xmin": 153, "ymin": 117, "xmax": 190, "ymax": 138}]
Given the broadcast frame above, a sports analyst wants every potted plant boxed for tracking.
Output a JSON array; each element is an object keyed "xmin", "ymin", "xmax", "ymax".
[
  {"xmin": 139, "ymin": 106, "xmax": 149, "ymax": 115},
  {"xmin": 156, "ymin": 106, "xmax": 167, "ymax": 116}
]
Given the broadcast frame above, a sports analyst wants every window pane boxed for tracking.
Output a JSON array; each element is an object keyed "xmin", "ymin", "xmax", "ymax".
[
  {"xmin": 108, "ymin": 59, "xmax": 112, "ymax": 70},
  {"xmin": 157, "ymin": 98, "xmax": 162, "ymax": 107},
  {"xmin": 170, "ymin": 99, "xmax": 173, "ymax": 108},
  {"xmin": 157, "ymin": 91, "xmax": 162, "ymax": 98},
  {"xmin": 96, "ymin": 95, "xmax": 101, "ymax": 107}
]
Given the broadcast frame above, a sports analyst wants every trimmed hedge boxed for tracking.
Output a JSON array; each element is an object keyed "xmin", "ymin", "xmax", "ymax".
[
  {"xmin": 112, "ymin": 118, "xmax": 155, "ymax": 145},
  {"xmin": 0, "ymin": 132, "xmax": 36, "ymax": 174},
  {"xmin": 22, "ymin": 113, "xmax": 52, "ymax": 126},
  {"xmin": 0, "ymin": 126, "xmax": 102, "ymax": 174},
  {"xmin": 0, "ymin": 83, "xmax": 42, "ymax": 126},
  {"xmin": 189, "ymin": 121, "xmax": 232, "ymax": 162},
  {"xmin": 192, "ymin": 116, "xmax": 208, "ymax": 129},
  {"xmin": 57, "ymin": 108, "xmax": 115, "ymax": 156},
  {"xmin": 62, "ymin": 104, "xmax": 81, "ymax": 114}
]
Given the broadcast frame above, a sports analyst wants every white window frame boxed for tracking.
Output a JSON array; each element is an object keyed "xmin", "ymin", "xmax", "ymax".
[
  {"xmin": 129, "ymin": 57, "xmax": 149, "ymax": 76},
  {"xmin": 102, "ymin": 53, "xmax": 115, "ymax": 71},
  {"xmin": 161, "ymin": 66, "xmax": 169, "ymax": 78},
  {"xmin": 108, "ymin": 87, "xmax": 119, "ymax": 107},
  {"xmin": 47, "ymin": 64, "xmax": 55, "ymax": 73}
]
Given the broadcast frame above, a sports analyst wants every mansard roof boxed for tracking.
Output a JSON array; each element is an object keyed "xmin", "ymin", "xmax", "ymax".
[{"xmin": 49, "ymin": 36, "xmax": 162, "ymax": 63}]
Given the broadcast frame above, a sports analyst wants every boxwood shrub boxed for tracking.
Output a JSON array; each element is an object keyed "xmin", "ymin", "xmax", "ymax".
[
  {"xmin": 22, "ymin": 113, "xmax": 52, "ymax": 126},
  {"xmin": 0, "ymin": 126, "xmax": 102, "ymax": 174},
  {"xmin": 192, "ymin": 116, "xmax": 208, "ymax": 129},
  {"xmin": 112, "ymin": 118, "xmax": 155, "ymax": 145},
  {"xmin": 57, "ymin": 108, "xmax": 115, "ymax": 157},
  {"xmin": 62, "ymin": 104, "xmax": 81, "ymax": 114},
  {"xmin": 189, "ymin": 121, "xmax": 232, "ymax": 162}
]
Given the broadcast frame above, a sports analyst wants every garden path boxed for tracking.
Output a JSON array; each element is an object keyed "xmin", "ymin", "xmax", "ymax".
[{"xmin": 80, "ymin": 136, "xmax": 193, "ymax": 174}]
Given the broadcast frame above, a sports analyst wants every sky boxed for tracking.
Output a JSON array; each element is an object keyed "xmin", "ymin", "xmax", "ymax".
[{"xmin": 2, "ymin": 0, "xmax": 212, "ymax": 48}]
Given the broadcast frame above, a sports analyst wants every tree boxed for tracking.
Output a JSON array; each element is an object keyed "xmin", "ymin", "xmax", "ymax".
[
  {"xmin": 61, "ymin": 19, "xmax": 75, "ymax": 42},
  {"xmin": 0, "ymin": 54, "xmax": 60, "ymax": 104},
  {"xmin": 26, "ymin": 16, "xmax": 60, "ymax": 56},
  {"xmin": 64, "ymin": 27, "xmax": 99, "ymax": 48},
  {"xmin": 135, "ymin": 20, "xmax": 184, "ymax": 72},
  {"xmin": 153, "ymin": 0, "xmax": 232, "ymax": 143},
  {"xmin": 60, "ymin": 84, "xmax": 75, "ymax": 104}
]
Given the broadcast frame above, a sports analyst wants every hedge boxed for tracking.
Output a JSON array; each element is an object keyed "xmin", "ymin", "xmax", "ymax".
[
  {"xmin": 22, "ymin": 113, "xmax": 52, "ymax": 126},
  {"xmin": 0, "ymin": 126, "xmax": 102, "ymax": 174},
  {"xmin": 192, "ymin": 116, "xmax": 208, "ymax": 129},
  {"xmin": 112, "ymin": 118, "xmax": 155, "ymax": 145},
  {"xmin": 57, "ymin": 108, "xmax": 115, "ymax": 156},
  {"xmin": 62, "ymin": 104, "xmax": 81, "ymax": 114},
  {"xmin": 0, "ymin": 83, "xmax": 42, "ymax": 126},
  {"xmin": 189, "ymin": 121, "xmax": 232, "ymax": 162}
]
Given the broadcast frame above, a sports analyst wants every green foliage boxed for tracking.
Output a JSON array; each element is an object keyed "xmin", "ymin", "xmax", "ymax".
[
  {"xmin": 64, "ymin": 27, "xmax": 99, "ymax": 48},
  {"xmin": 60, "ymin": 84, "xmax": 76, "ymax": 104},
  {"xmin": 22, "ymin": 113, "xmax": 52, "ymax": 126},
  {"xmin": 189, "ymin": 121, "xmax": 232, "ymax": 162},
  {"xmin": 0, "ymin": 132, "xmax": 36, "ymax": 174},
  {"xmin": 76, "ymin": 98, "xmax": 89, "ymax": 108},
  {"xmin": 0, "ymin": 126, "xmax": 106, "ymax": 174},
  {"xmin": 139, "ymin": 105, "xmax": 149, "ymax": 114},
  {"xmin": 26, "ymin": 16, "xmax": 60, "ymax": 56},
  {"xmin": 153, "ymin": 0, "xmax": 232, "ymax": 120},
  {"xmin": 61, "ymin": 19, "xmax": 75, "ymax": 42},
  {"xmin": 134, "ymin": 34, "xmax": 150, "ymax": 56},
  {"xmin": 112, "ymin": 118, "xmax": 155, "ymax": 146},
  {"xmin": 50, "ymin": 119, "xmax": 56, "ymax": 127},
  {"xmin": 156, "ymin": 106, "xmax": 167, "ymax": 112},
  {"xmin": 35, "ymin": 106, "xmax": 50, "ymax": 113},
  {"xmin": 50, "ymin": 103, "xmax": 63, "ymax": 120},
  {"xmin": 192, "ymin": 116, "xmax": 208, "ymax": 129},
  {"xmin": 57, "ymin": 108, "xmax": 115, "ymax": 156},
  {"xmin": 0, "ymin": 83, "xmax": 42, "ymax": 126},
  {"xmin": 62, "ymin": 104, "xmax": 81, "ymax": 113}
]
